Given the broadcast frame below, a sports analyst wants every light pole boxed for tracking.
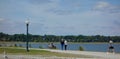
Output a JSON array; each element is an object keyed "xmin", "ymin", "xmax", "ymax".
[{"xmin": 25, "ymin": 20, "xmax": 30, "ymax": 52}]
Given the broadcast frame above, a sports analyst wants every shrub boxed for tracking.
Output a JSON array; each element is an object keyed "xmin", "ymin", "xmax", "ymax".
[
  {"xmin": 79, "ymin": 46, "xmax": 84, "ymax": 51},
  {"xmin": 14, "ymin": 44, "xmax": 17, "ymax": 47},
  {"xmin": 39, "ymin": 46, "xmax": 43, "ymax": 49}
]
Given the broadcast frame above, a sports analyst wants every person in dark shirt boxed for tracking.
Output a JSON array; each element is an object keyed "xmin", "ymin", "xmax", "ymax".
[{"xmin": 60, "ymin": 39, "xmax": 64, "ymax": 50}]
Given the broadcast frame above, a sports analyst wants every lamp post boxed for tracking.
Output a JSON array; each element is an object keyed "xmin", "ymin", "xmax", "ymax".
[{"xmin": 25, "ymin": 20, "xmax": 30, "ymax": 52}]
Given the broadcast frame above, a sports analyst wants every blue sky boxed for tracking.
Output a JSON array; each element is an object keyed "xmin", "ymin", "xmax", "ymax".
[{"xmin": 0, "ymin": 0, "xmax": 120, "ymax": 36}]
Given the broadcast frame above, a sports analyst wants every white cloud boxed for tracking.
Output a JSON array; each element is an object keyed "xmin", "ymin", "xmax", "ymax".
[
  {"xmin": 0, "ymin": 18, "xmax": 5, "ymax": 21},
  {"xmin": 44, "ymin": 0, "xmax": 81, "ymax": 15},
  {"xmin": 94, "ymin": 1, "xmax": 120, "ymax": 13},
  {"xmin": 95, "ymin": 1, "xmax": 110, "ymax": 9}
]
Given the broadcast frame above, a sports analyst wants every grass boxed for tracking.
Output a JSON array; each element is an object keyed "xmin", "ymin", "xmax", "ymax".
[
  {"xmin": 0, "ymin": 47, "xmax": 93, "ymax": 58},
  {"xmin": 0, "ymin": 47, "xmax": 51, "ymax": 55}
]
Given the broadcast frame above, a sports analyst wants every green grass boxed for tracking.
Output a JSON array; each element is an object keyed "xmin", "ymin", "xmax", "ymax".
[
  {"xmin": 0, "ymin": 47, "xmax": 51, "ymax": 55},
  {"xmin": 0, "ymin": 47, "xmax": 93, "ymax": 58}
]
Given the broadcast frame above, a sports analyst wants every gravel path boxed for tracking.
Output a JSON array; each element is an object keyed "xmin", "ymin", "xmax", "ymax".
[
  {"xmin": 0, "ymin": 49, "xmax": 120, "ymax": 59},
  {"xmin": 41, "ymin": 49, "xmax": 120, "ymax": 59}
]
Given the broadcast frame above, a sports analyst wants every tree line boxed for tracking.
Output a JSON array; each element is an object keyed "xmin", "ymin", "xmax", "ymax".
[{"xmin": 0, "ymin": 32, "xmax": 120, "ymax": 42}]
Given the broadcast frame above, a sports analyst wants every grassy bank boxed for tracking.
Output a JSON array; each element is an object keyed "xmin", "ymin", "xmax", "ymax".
[
  {"xmin": 0, "ymin": 47, "xmax": 50, "ymax": 55},
  {"xmin": 0, "ymin": 47, "xmax": 92, "ymax": 58}
]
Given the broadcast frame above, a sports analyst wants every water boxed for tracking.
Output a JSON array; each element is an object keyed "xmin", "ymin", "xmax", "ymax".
[{"xmin": 17, "ymin": 43, "xmax": 120, "ymax": 53}]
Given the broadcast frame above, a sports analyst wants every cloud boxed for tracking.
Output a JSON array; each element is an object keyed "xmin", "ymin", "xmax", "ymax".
[
  {"xmin": 93, "ymin": 1, "xmax": 120, "ymax": 13},
  {"xmin": 0, "ymin": 18, "xmax": 5, "ymax": 22},
  {"xmin": 0, "ymin": 18, "xmax": 26, "ymax": 34},
  {"xmin": 46, "ymin": 0, "xmax": 81, "ymax": 15},
  {"xmin": 95, "ymin": 1, "xmax": 110, "ymax": 9},
  {"xmin": 47, "ymin": 9, "xmax": 76, "ymax": 15},
  {"xmin": 113, "ymin": 20, "xmax": 120, "ymax": 27},
  {"xmin": 29, "ymin": 0, "xmax": 52, "ymax": 5}
]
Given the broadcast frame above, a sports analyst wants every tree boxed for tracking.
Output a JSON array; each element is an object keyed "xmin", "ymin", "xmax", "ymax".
[{"xmin": 0, "ymin": 32, "xmax": 120, "ymax": 42}]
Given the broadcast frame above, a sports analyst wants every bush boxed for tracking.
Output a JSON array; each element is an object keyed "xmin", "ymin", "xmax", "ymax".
[
  {"xmin": 39, "ymin": 46, "xmax": 43, "ymax": 49},
  {"xmin": 79, "ymin": 46, "xmax": 84, "ymax": 51},
  {"xmin": 14, "ymin": 44, "xmax": 17, "ymax": 47}
]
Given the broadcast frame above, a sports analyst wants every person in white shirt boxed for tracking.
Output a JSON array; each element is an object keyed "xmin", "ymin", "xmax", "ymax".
[
  {"xmin": 64, "ymin": 40, "xmax": 67, "ymax": 50},
  {"xmin": 109, "ymin": 40, "xmax": 113, "ymax": 45},
  {"xmin": 108, "ymin": 40, "xmax": 115, "ymax": 54}
]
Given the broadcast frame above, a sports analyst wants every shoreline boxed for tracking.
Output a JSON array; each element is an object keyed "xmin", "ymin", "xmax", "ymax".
[
  {"xmin": 0, "ymin": 42, "xmax": 120, "ymax": 44},
  {"xmin": 0, "ymin": 42, "xmax": 120, "ymax": 53}
]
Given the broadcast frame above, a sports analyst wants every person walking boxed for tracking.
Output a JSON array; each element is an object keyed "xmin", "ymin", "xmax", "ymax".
[
  {"xmin": 64, "ymin": 40, "xmax": 68, "ymax": 50},
  {"xmin": 60, "ymin": 39, "xmax": 64, "ymax": 50},
  {"xmin": 108, "ymin": 40, "xmax": 115, "ymax": 54},
  {"xmin": 109, "ymin": 40, "xmax": 113, "ymax": 45}
]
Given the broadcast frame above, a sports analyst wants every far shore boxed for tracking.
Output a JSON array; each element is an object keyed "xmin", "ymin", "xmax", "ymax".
[{"xmin": 0, "ymin": 41, "xmax": 120, "ymax": 44}]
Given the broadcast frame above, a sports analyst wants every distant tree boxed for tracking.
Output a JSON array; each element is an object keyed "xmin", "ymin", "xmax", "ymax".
[{"xmin": 0, "ymin": 32, "xmax": 120, "ymax": 42}]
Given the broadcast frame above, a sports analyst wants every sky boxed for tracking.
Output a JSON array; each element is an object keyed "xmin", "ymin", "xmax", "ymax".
[{"xmin": 0, "ymin": 0, "xmax": 120, "ymax": 36}]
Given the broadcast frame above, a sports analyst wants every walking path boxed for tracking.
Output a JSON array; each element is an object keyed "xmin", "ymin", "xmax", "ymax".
[
  {"xmin": 41, "ymin": 49, "xmax": 120, "ymax": 59},
  {"xmin": 0, "ymin": 48, "xmax": 120, "ymax": 59}
]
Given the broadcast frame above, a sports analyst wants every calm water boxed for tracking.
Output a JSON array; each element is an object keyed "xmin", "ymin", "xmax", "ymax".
[{"xmin": 18, "ymin": 43, "xmax": 120, "ymax": 53}]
